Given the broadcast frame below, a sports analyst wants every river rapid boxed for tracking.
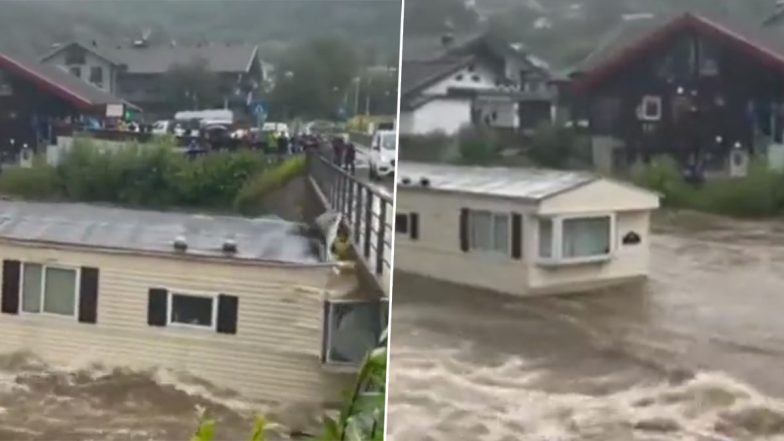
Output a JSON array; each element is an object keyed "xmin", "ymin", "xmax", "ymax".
[
  {"xmin": 0, "ymin": 352, "xmax": 324, "ymax": 441},
  {"xmin": 387, "ymin": 211, "xmax": 784, "ymax": 441}
]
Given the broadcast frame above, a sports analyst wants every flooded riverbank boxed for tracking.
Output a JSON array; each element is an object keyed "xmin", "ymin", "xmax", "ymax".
[
  {"xmin": 0, "ymin": 352, "xmax": 323, "ymax": 441},
  {"xmin": 387, "ymin": 210, "xmax": 784, "ymax": 441}
]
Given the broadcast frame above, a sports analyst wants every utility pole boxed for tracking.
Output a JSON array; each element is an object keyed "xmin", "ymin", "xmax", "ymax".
[
  {"xmin": 365, "ymin": 75, "xmax": 372, "ymax": 116},
  {"xmin": 353, "ymin": 77, "xmax": 360, "ymax": 117}
]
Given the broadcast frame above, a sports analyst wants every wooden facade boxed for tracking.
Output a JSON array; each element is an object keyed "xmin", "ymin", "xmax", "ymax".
[
  {"xmin": 572, "ymin": 14, "xmax": 784, "ymax": 175},
  {"xmin": 0, "ymin": 51, "xmax": 130, "ymax": 165}
]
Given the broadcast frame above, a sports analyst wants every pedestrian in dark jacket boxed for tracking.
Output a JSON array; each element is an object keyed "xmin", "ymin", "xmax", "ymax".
[
  {"xmin": 277, "ymin": 133, "xmax": 289, "ymax": 156},
  {"xmin": 344, "ymin": 142, "xmax": 356, "ymax": 175},
  {"xmin": 332, "ymin": 136, "xmax": 344, "ymax": 165}
]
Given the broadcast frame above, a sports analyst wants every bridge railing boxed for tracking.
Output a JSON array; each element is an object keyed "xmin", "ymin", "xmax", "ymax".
[{"xmin": 307, "ymin": 153, "xmax": 393, "ymax": 295}]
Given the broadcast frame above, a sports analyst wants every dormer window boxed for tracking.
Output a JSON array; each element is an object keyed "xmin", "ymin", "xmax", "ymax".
[{"xmin": 65, "ymin": 46, "xmax": 86, "ymax": 65}]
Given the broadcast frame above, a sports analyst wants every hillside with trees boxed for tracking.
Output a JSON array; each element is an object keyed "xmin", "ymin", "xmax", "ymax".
[
  {"xmin": 404, "ymin": 0, "xmax": 779, "ymax": 68},
  {"xmin": 0, "ymin": 0, "xmax": 401, "ymax": 65}
]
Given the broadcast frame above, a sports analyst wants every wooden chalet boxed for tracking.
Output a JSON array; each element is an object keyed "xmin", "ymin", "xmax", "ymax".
[
  {"xmin": 570, "ymin": 12, "xmax": 784, "ymax": 177},
  {"xmin": 0, "ymin": 49, "xmax": 137, "ymax": 165}
]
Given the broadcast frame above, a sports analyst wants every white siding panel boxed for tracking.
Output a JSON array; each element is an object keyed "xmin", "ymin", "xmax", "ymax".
[
  {"xmin": 407, "ymin": 98, "xmax": 472, "ymax": 135},
  {"xmin": 0, "ymin": 244, "xmax": 353, "ymax": 404}
]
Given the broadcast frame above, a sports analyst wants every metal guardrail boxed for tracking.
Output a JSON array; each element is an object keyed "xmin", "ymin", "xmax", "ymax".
[{"xmin": 307, "ymin": 153, "xmax": 393, "ymax": 292}]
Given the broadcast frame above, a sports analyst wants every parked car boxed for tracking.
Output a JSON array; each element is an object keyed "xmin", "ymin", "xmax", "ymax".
[{"xmin": 369, "ymin": 129, "xmax": 396, "ymax": 180}]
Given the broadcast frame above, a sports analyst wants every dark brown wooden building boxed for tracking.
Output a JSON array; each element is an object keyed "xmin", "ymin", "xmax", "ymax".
[
  {"xmin": 0, "ymin": 50, "xmax": 134, "ymax": 165},
  {"xmin": 570, "ymin": 12, "xmax": 784, "ymax": 177}
]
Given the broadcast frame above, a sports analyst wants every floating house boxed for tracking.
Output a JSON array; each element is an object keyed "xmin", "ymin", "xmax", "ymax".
[
  {"xmin": 394, "ymin": 162, "xmax": 660, "ymax": 296},
  {"xmin": 0, "ymin": 201, "xmax": 385, "ymax": 403}
]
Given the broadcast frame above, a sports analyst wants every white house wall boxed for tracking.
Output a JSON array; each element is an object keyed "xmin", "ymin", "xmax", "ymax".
[
  {"xmin": 421, "ymin": 63, "xmax": 498, "ymax": 95},
  {"xmin": 45, "ymin": 50, "xmax": 116, "ymax": 94},
  {"xmin": 394, "ymin": 189, "xmax": 536, "ymax": 295},
  {"xmin": 0, "ymin": 243, "xmax": 353, "ymax": 404},
  {"xmin": 539, "ymin": 179, "xmax": 660, "ymax": 215},
  {"xmin": 400, "ymin": 98, "xmax": 472, "ymax": 135},
  {"xmin": 526, "ymin": 210, "xmax": 652, "ymax": 294}
]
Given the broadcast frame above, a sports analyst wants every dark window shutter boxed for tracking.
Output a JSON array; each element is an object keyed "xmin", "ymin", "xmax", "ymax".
[
  {"xmin": 78, "ymin": 267, "xmax": 99, "ymax": 323},
  {"xmin": 511, "ymin": 213, "xmax": 523, "ymax": 260},
  {"xmin": 321, "ymin": 301, "xmax": 331, "ymax": 363},
  {"xmin": 395, "ymin": 214, "xmax": 409, "ymax": 233},
  {"xmin": 216, "ymin": 294, "xmax": 239, "ymax": 334},
  {"xmin": 459, "ymin": 209, "xmax": 469, "ymax": 252},
  {"xmin": 410, "ymin": 213, "xmax": 419, "ymax": 240},
  {"xmin": 1, "ymin": 260, "xmax": 20, "ymax": 315},
  {"xmin": 147, "ymin": 288, "xmax": 168, "ymax": 327}
]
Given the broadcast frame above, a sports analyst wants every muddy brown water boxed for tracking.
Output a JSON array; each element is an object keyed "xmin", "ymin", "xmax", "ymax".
[
  {"xmin": 387, "ymin": 211, "xmax": 784, "ymax": 441},
  {"xmin": 0, "ymin": 352, "xmax": 326, "ymax": 441}
]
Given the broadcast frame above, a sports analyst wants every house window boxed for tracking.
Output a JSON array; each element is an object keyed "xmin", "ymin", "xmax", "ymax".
[
  {"xmin": 169, "ymin": 293, "xmax": 215, "ymax": 328},
  {"xmin": 395, "ymin": 213, "xmax": 409, "ymax": 233},
  {"xmin": 65, "ymin": 46, "xmax": 86, "ymax": 65},
  {"xmin": 69, "ymin": 66, "xmax": 82, "ymax": 78},
  {"xmin": 640, "ymin": 96, "xmax": 662, "ymax": 121},
  {"xmin": 562, "ymin": 217, "xmax": 611, "ymax": 258},
  {"xmin": 323, "ymin": 300, "xmax": 384, "ymax": 366},
  {"xmin": 539, "ymin": 218, "xmax": 553, "ymax": 258},
  {"xmin": 0, "ymin": 70, "xmax": 11, "ymax": 96},
  {"xmin": 469, "ymin": 210, "xmax": 509, "ymax": 253},
  {"xmin": 21, "ymin": 264, "xmax": 78, "ymax": 316},
  {"xmin": 89, "ymin": 67, "xmax": 104, "ymax": 87}
]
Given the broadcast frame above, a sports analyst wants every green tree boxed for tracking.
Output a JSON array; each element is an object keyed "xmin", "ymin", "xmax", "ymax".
[
  {"xmin": 161, "ymin": 57, "xmax": 222, "ymax": 110},
  {"xmin": 268, "ymin": 37, "xmax": 360, "ymax": 120}
]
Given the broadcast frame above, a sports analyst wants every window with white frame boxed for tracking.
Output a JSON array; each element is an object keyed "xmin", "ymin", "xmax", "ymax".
[
  {"xmin": 469, "ymin": 210, "xmax": 509, "ymax": 253},
  {"xmin": 169, "ymin": 293, "xmax": 215, "ymax": 328},
  {"xmin": 640, "ymin": 96, "xmax": 662, "ymax": 121},
  {"xmin": 21, "ymin": 263, "xmax": 78, "ymax": 316},
  {"xmin": 323, "ymin": 300, "xmax": 384, "ymax": 366},
  {"xmin": 538, "ymin": 215, "xmax": 613, "ymax": 262},
  {"xmin": 562, "ymin": 217, "xmax": 612, "ymax": 258}
]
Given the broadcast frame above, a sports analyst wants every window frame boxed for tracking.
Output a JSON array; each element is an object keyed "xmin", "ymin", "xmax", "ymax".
[
  {"xmin": 322, "ymin": 298, "xmax": 384, "ymax": 370},
  {"xmin": 537, "ymin": 213, "xmax": 616, "ymax": 266},
  {"xmin": 639, "ymin": 95, "xmax": 662, "ymax": 121},
  {"xmin": 19, "ymin": 262, "xmax": 81, "ymax": 319},
  {"xmin": 166, "ymin": 290, "xmax": 218, "ymax": 331},
  {"xmin": 89, "ymin": 66, "xmax": 104, "ymax": 87},
  {"xmin": 468, "ymin": 209, "xmax": 511, "ymax": 255},
  {"xmin": 68, "ymin": 66, "xmax": 82, "ymax": 78}
]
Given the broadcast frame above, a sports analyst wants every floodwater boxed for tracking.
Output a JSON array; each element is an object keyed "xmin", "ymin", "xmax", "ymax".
[
  {"xmin": 387, "ymin": 211, "xmax": 784, "ymax": 441},
  {"xmin": 0, "ymin": 352, "xmax": 324, "ymax": 441}
]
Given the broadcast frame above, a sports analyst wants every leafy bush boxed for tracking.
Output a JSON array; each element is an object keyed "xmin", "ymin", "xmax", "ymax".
[
  {"xmin": 0, "ymin": 138, "xmax": 287, "ymax": 212},
  {"xmin": 457, "ymin": 125, "xmax": 498, "ymax": 165},
  {"xmin": 631, "ymin": 156, "xmax": 784, "ymax": 218},
  {"xmin": 527, "ymin": 123, "xmax": 589, "ymax": 169},
  {"xmin": 0, "ymin": 158, "xmax": 61, "ymax": 200},
  {"xmin": 398, "ymin": 132, "xmax": 455, "ymax": 163},
  {"xmin": 234, "ymin": 155, "xmax": 307, "ymax": 215}
]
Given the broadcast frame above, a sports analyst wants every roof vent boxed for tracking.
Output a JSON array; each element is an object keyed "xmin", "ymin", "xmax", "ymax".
[
  {"xmin": 222, "ymin": 238, "xmax": 238, "ymax": 254},
  {"xmin": 420, "ymin": 177, "xmax": 430, "ymax": 187},
  {"xmin": 173, "ymin": 235, "xmax": 188, "ymax": 252},
  {"xmin": 400, "ymin": 177, "xmax": 411, "ymax": 185}
]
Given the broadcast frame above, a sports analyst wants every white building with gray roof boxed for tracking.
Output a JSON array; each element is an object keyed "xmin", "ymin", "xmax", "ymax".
[
  {"xmin": 0, "ymin": 201, "xmax": 385, "ymax": 404},
  {"xmin": 393, "ymin": 162, "xmax": 660, "ymax": 296}
]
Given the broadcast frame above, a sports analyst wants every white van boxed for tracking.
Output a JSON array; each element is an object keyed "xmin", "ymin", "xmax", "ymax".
[{"xmin": 369, "ymin": 130, "xmax": 396, "ymax": 180}]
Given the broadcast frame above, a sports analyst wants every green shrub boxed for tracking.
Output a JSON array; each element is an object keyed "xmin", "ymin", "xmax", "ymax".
[
  {"xmin": 398, "ymin": 132, "xmax": 455, "ymax": 162},
  {"xmin": 527, "ymin": 123, "xmax": 588, "ymax": 169},
  {"xmin": 0, "ymin": 158, "xmax": 61, "ymax": 200},
  {"xmin": 631, "ymin": 156, "xmax": 784, "ymax": 218},
  {"xmin": 176, "ymin": 150, "xmax": 266, "ymax": 208},
  {"xmin": 457, "ymin": 125, "xmax": 498, "ymax": 165},
  {"xmin": 234, "ymin": 155, "xmax": 307, "ymax": 215}
]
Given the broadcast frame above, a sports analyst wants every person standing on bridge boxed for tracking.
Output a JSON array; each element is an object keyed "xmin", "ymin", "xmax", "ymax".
[
  {"xmin": 344, "ymin": 140, "xmax": 356, "ymax": 175},
  {"xmin": 332, "ymin": 135, "xmax": 345, "ymax": 166}
]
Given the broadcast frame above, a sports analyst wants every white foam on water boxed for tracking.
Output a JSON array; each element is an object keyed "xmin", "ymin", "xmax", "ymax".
[{"xmin": 388, "ymin": 348, "xmax": 784, "ymax": 441}]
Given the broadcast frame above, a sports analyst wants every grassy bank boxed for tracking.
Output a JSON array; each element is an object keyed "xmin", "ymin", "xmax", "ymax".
[
  {"xmin": 0, "ymin": 138, "xmax": 306, "ymax": 214},
  {"xmin": 632, "ymin": 156, "xmax": 784, "ymax": 218}
]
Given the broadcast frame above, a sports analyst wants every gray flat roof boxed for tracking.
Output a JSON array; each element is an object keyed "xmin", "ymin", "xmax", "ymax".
[
  {"xmin": 0, "ymin": 201, "xmax": 323, "ymax": 264},
  {"xmin": 397, "ymin": 162, "xmax": 598, "ymax": 201}
]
